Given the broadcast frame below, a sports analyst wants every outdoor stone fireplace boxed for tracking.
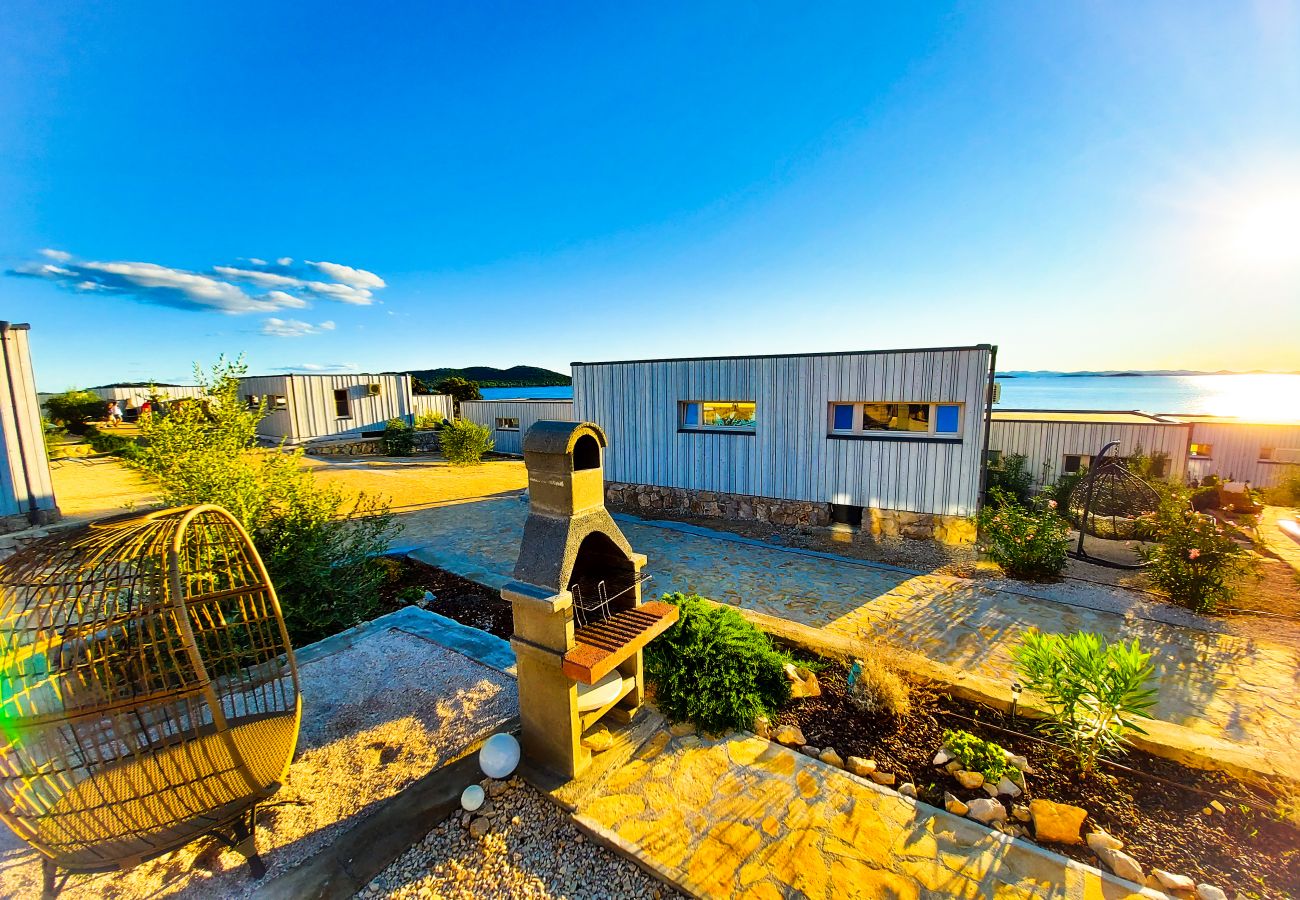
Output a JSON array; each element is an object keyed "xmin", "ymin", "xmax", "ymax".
[{"xmin": 502, "ymin": 421, "xmax": 677, "ymax": 780}]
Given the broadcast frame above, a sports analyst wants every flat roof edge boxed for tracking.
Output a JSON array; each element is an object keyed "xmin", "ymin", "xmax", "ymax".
[{"xmin": 571, "ymin": 344, "xmax": 994, "ymax": 367}]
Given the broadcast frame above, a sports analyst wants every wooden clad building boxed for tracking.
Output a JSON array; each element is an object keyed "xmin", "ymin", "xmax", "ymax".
[
  {"xmin": 988, "ymin": 410, "xmax": 1191, "ymax": 489},
  {"xmin": 572, "ymin": 345, "xmax": 995, "ymax": 543},
  {"xmin": 238, "ymin": 373, "xmax": 449, "ymax": 444},
  {"xmin": 0, "ymin": 323, "xmax": 59, "ymax": 530},
  {"xmin": 459, "ymin": 399, "xmax": 576, "ymax": 455},
  {"xmin": 1165, "ymin": 415, "xmax": 1300, "ymax": 488}
]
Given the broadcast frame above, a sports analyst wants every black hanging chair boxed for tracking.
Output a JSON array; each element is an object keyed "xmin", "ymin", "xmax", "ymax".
[{"xmin": 1066, "ymin": 441, "xmax": 1161, "ymax": 569}]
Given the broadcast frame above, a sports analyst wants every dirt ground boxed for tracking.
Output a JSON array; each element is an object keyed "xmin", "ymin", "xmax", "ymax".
[{"xmin": 48, "ymin": 456, "xmax": 160, "ymax": 523}]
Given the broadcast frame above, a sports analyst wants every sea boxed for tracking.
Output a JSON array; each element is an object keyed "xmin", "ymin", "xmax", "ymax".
[{"xmin": 482, "ymin": 374, "xmax": 1300, "ymax": 422}]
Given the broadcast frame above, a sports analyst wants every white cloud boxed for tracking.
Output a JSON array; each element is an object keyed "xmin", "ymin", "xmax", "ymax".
[
  {"xmin": 307, "ymin": 260, "xmax": 386, "ymax": 289},
  {"xmin": 8, "ymin": 250, "xmax": 386, "ymax": 315},
  {"xmin": 261, "ymin": 318, "xmax": 337, "ymax": 337},
  {"xmin": 272, "ymin": 361, "xmax": 359, "ymax": 373}
]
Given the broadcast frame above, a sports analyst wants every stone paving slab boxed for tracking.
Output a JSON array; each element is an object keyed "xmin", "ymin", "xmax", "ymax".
[
  {"xmin": 570, "ymin": 725, "xmax": 1159, "ymax": 900},
  {"xmin": 396, "ymin": 496, "xmax": 1300, "ymax": 777}
]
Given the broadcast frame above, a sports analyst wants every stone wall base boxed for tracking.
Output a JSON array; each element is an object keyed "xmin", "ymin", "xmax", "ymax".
[
  {"xmin": 605, "ymin": 482, "xmax": 975, "ymax": 545},
  {"xmin": 305, "ymin": 430, "xmax": 441, "ymax": 456}
]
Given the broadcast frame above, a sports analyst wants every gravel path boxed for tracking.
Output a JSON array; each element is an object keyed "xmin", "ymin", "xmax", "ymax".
[{"xmin": 361, "ymin": 777, "xmax": 683, "ymax": 900}]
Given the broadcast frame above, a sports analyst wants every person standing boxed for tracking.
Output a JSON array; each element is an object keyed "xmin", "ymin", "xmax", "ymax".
[{"xmin": 106, "ymin": 401, "xmax": 122, "ymax": 427}]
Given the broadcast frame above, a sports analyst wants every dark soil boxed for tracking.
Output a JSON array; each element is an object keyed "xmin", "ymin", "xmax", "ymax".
[
  {"xmin": 774, "ymin": 660, "xmax": 1300, "ymax": 898},
  {"xmin": 377, "ymin": 557, "xmax": 514, "ymax": 639}
]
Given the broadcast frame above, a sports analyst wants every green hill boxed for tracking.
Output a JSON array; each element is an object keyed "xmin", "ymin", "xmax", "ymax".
[{"xmin": 405, "ymin": 365, "xmax": 571, "ymax": 389}]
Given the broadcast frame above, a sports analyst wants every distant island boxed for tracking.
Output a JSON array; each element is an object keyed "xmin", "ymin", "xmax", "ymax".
[{"xmin": 405, "ymin": 365, "xmax": 571, "ymax": 390}]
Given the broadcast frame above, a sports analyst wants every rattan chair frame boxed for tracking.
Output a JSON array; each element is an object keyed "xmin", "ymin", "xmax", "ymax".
[{"xmin": 0, "ymin": 504, "xmax": 301, "ymax": 896}]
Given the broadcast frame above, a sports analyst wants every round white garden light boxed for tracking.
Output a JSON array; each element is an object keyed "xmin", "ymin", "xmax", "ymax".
[
  {"xmin": 479, "ymin": 733, "xmax": 521, "ymax": 779},
  {"xmin": 460, "ymin": 784, "xmax": 485, "ymax": 812}
]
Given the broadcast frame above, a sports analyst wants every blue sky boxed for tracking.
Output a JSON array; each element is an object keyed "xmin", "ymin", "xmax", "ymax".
[{"xmin": 3, "ymin": 2, "xmax": 1299, "ymax": 388}]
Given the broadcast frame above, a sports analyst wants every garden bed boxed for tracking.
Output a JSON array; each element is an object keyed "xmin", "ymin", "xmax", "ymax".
[
  {"xmin": 379, "ymin": 557, "xmax": 514, "ymax": 639},
  {"xmin": 773, "ymin": 657, "xmax": 1299, "ymax": 898}
]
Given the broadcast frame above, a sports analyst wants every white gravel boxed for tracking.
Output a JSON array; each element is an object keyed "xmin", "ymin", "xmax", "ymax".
[
  {"xmin": 361, "ymin": 777, "xmax": 682, "ymax": 900},
  {"xmin": 0, "ymin": 627, "xmax": 517, "ymax": 900}
]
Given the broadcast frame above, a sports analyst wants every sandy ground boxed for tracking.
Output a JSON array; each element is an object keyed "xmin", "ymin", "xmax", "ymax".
[
  {"xmin": 0, "ymin": 628, "xmax": 517, "ymax": 900},
  {"xmin": 300, "ymin": 455, "xmax": 526, "ymax": 513},
  {"xmin": 48, "ymin": 456, "xmax": 160, "ymax": 524}
]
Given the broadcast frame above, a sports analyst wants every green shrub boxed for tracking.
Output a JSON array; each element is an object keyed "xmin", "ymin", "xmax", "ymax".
[
  {"xmin": 397, "ymin": 585, "xmax": 426, "ymax": 604},
  {"xmin": 1043, "ymin": 469, "xmax": 1087, "ymax": 510},
  {"xmin": 440, "ymin": 418, "xmax": 494, "ymax": 465},
  {"xmin": 942, "ymin": 729, "xmax": 1015, "ymax": 783},
  {"xmin": 1012, "ymin": 630, "xmax": 1157, "ymax": 775},
  {"xmin": 976, "ymin": 493, "xmax": 1070, "ymax": 580},
  {"xmin": 1190, "ymin": 485, "xmax": 1220, "ymax": 512},
  {"xmin": 133, "ymin": 355, "xmax": 400, "ymax": 644},
  {"xmin": 43, "ymin": 389, "xmax": 106, "ymax": 434},
  {"xmin": 85, "ymin": 425, "xmax": 144, "ymax": 460},
  {"xmin": 414, "ymin": 409, "xmax": 446, "ymax": 430},
  {"xmin": 985, "ymin": 453, "xmax": 1036, "ymax": 507},
  {"xmin": 645, "ymin": 593, "xmax": 791, "ymax": 734},
  {"xmin": 1137, "ymin": 491, "xmax": 1254, "ymax": 613},
  {"xmin": 1264, "ymin": 466, "xmax": 1300, "ymax": 507},
  {"xmin": 382, "ymin": 417, "xmax": 416, "ymax": 456}
]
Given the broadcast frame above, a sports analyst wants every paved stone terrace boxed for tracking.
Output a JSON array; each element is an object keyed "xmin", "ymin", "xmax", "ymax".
[
  {"xmin": 572, "ymin": 723, "xmax": 1150, "ymax": 900},
  {"xmin": 400, "ymin": 495, "xmax": 1300, "ymax": 772}
]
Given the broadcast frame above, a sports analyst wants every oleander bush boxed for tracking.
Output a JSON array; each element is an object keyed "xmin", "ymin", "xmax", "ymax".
[
  {"xmin": 440, "ymin": 418, "xmax": 494, "ymax": 465},
  {"xmin": 985, "ymin": 453, "xmax": 1036, "ymax": 507},
  {"xmin": 1012, "ymin": 629, "xmax": 1157, "ymax": 775},
  {"xmin": 1137, "ymin": 491, "xmax": 1255, "ymax": 614},
  {"xmin": 645, "ymin": 593, "xmax": 791, "ymax": 734},
  {"xmin": 976, "ymin": 490, "xmax": 1070, "ymax": 580}
]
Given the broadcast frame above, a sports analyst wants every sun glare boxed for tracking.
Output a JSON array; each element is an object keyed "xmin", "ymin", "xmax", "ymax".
[
  {"xmin": 1193, "ymin": 170, "xmax": 1300, "ymax": 278},
  {"xmin": 1200, "ymin": 374, "xmax": 1300, "ymax": 423}
]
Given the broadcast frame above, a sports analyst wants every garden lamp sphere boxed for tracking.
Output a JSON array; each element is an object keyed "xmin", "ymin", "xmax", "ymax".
[
  {"xmin": 480, "ymin": 733, "xmax": 521, "ymax": 779},
  {"xmin": 460, "ymin": 784, "xmax": 485, "ymax": 812}
]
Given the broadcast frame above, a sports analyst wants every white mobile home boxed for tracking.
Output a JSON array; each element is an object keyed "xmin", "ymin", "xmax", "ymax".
[
  {"xmin": 91, "ymin": 383, "xmax": 208, "ymax": 414},
  {"xmin": 988, "ymin": 410, "xmax": 1191, "ymax": 489},
  {"xmin": 1166, "ymin": 415, "xmax": 1300, "ymax": 488},
  {"xmin": 460, "ymin": 399, "xmax": 576, "ymax": 455},
  {"xmin": 1, "ymin": 323, "xmax": 59, "ymax": 530},
  {"xmin": 572, "ymin": 345, "xmax": 995, "ymax": 542},
  {"xmin": 238, "ymin": 373, "xmax": 451, "ymax": 444}
]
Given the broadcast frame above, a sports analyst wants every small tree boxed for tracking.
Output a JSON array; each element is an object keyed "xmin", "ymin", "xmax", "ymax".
[
  {"xmin": 134, "ymin": 355, "xmax": 400, "ymax": 643},
  {"xmin": 413, "ymin": 409, "xmax": 445, "ymax": 430},
  {"xmin": 440, "ymin": 418, "xmax": 494, "ymax": 465},
  {"xmin": 1012, "ymin": 629, "xmax": 1157, "ymax": 775},
  {"xmin": 44, "ymin": 389, "xmax": 106, "ymax": 434},
  {"xmin": 432, "ymin": 376, "xmax": 482, "ymax": 415}
]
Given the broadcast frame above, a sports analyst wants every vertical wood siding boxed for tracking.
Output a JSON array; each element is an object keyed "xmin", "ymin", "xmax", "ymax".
[
  {"xmin": 988, "ymin": 419, "xmax": 1191, "ymax": 488},
  {"xmin": 239, "ymin": 374, "xmax": 414, "ymax": 443},
  {"xmin": 411, "ymin": 393, "xmax": 455, "ymax": 421},
  {"xmin": 92, "ymin": 384, "xmax": 208, "ymax": 408},
  {"xmin": 459, "ymin": 400, "xmax": 576, "ymax": 455},
  {"xmin": 0, "ymin": 324, "xmax": 58, "ymax": 520},
  {"xmin": 573, "ymin": 347, "xmax": 992, "ymax": 517},
  {"xmin": 1182, "ymin": 421, "xmax": 1300, "ymax": 487}
]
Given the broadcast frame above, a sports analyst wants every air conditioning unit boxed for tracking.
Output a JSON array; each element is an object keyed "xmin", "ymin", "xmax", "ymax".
[
  {"xmin": 365, "ymin": 383, "xmax": 382, "ymax": 397},
  {"xmin": 1274, "ymin": 447, "xmax": 1300, "ymax": 464}
]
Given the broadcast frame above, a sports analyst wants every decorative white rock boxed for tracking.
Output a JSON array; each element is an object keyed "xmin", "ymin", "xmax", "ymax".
[
  {"xmin": 1086, "ymin": 829, "xmax": 1123, "ymax": 853},
  {"xmin": 1195, "ymin": 885, "xmax": 1228, "ymax": 900},
  {"xmin": 966, "ymin": 798, "xmax": 1007, "ymax": 825},
  {"xmin": 933, "ymin": 749, "xmax": 952, "ymax": 766},
  {"xmin": 955, "ymin": 770, "xmax": 985, "ymax": 789},
  {"xmin": 1095, "ymin": 847, "xmax": 1144, "ymax": 883},
  {"xmin": 898, "ymin": 782, "xmax": 917, "ymax": 799},
  {"xmin": 996, "ymin": 776, "xmax": 1022, "ymax": 798},
  {"xmin": 1153, "ymin": 870, "xmax": 1195, "ymax": 892},
  {"xmin": 479, "ymin": 733, "xmax": 521, "ymax": 779},
  {"xmin": 461, "ymin": 784, "xmax": 486, "ymax": 812}
]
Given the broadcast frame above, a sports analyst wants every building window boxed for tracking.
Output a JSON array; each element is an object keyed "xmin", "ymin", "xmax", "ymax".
[
  {"xmin": 680, "ymin": 401, "xmax": 757, "ymax": 432},
  {"xmin": 1189, "ymin": 443, "xmax": 1213, "ymax": 458},
  {"xmin": 496, "ymin": 417, "xmax": 520, "ymax": 431},
  {"xmin": 1063, "ymin": 454, "xmax": 1092, "ymax": 474},
  {"xmin": 984, "ymin": 449, "xmax": 1003, "ymax": 465},
  {"xmin": 333, "ymin": 388, "xmax": 351, "ymax": 418},
  {"xmin": 245, "ymin": 394, "xmax": 260, "ymax": 410},
  {"xmin": 267, "ymin": 394, "xmax": 287, "ymax": 411},
  {"xmin": 828, "ymin": 402, "xmax": 963, "ymax": 438}
]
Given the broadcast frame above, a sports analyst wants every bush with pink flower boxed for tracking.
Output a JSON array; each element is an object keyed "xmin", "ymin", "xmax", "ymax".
[
  {"xmin": 1138, "ymin": 490, "xmax": 1255, "ymax": 614},
  {"xmin": 976, "ymin": 488, "xmax": 1071, "ymax": 580}
]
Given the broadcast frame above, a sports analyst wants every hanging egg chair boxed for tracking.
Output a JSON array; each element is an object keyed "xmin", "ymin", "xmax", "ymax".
[
  {"xmin": 1066, "ymin": 441, "xmax": 1161, "ymax": 569},
  {"xmin": 0, "ymin": 504, "xmax": 300, "ymax": 898}
]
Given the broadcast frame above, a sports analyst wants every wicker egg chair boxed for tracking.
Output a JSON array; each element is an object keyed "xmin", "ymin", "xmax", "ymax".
[
  {"xmin": 0, "ymin": 504, "xmax": 300, "ymax": 898},
  {"xmin": 1066, "ymin": 440, "xmax": 1162, "ymax": 569}
]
